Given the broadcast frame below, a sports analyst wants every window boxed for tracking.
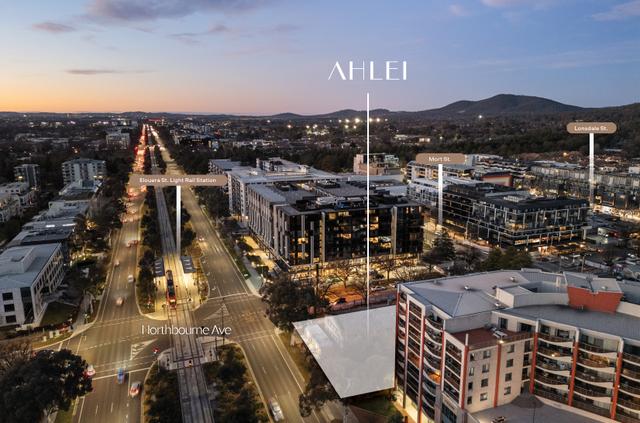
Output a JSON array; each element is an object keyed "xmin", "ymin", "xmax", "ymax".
[
  {"xmin": 480, "ymin": 393, "xmax": 488, "ymax": 401},
  {"xmin": 481, "ymin": 378, "xmax": 489, "ymax": 388},
  {"xmin": 483, "ymin": 350, "xmax": 491, "ymax": 359},
  {"xmin": 504, "ymin": 386, "xmax": 511, "ymax": 396},
  {"xmin": 506, "ymin": 359, "xmax": 514, "ymax": 368},
  {"xmin": 505, "ymin": 373, "xmax": 512, "ymax": 382},
  {"xmin": 469, "ymin": 367, "xmax": 475, "ymax": 376},
  {"xmin": 468, "ymin": 382, "xmax": 473, "ymax": 391},
  {"xmin": 3, "ymin": 303, "xmax": 15, "ymax": 313},
  {"xmin": 507, "ymin": 344, "xmax": 515, "ymax": 354},
  {"xmin": 5, "ymin": 315, "xmax": 16, "ymax": 324},
  {"xmin": 2, "ymin": 292, "xmax": 12, "ymax": 301},
  {"xmin": 467, "ymin": 396, "xmax": 473, "ymax": 405},
  {"xmin": 470, "ymin": 352, "xmax": 477, "ymax": 361},
  {"xmin": 498, "ymin": 317, "xmax": 508, "ymax": 329},
  {"xmin": 482, "ymin": 364, "xmax": 490, "ymax": 373}
]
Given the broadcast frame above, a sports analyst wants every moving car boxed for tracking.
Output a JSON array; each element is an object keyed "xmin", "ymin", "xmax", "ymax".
[
  {"xmin": 129, "ymin": 381, "xmax": 142, "ymax": 397},
  {"xmin": 84, "ymin": 364, "xmax": 96, "ymax": 378},
  {"xmin": 116, "ymin": 297, "xmax": 124, "ymax": 306},
  {"xmin": 114, "ymin": 260, "xmax": 120, "ymax": 267},
  {"xmin": 127, "ymin": 274, "xmax": 134, "ymax": 283},
  {"xmin": 371, "ymin": 285, "xmax": 386, "ymax": 292},
  {"xmin": 117, "ymin": 368, "xmax": 125, "ymax": 384},
  {"xmin": 269, "ymin": 398, "xmax": 284, "ymax": 422}
]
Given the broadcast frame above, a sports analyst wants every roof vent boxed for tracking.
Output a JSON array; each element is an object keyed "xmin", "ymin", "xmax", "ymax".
[
  {"xmin": 464, "ymin": 285, "xmax": 471, "ymax": 290},
  {"xmin": 494, "ymin": 302, "xmax": 502, "ymax": 308},
  {"xmin": 601, "ymin": 286, "xmax": 608, "ymax": 291},
  {"xmin": 510, "ymin": 276, "xmax": 516, "ymax": 282}
]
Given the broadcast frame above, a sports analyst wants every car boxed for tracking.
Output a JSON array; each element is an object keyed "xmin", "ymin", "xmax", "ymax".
[
  {"xmin": 114, "ymin": 260, "xmax": 120, "ymax": 267},
  {"xmin": 84, "ymin": 364, "xmax": 96, "ymax": 378},
  {"xmin": 127, "ymin": 274, "xmax": 134, "ymax": 283},
  {"xmin": 492, "ymin": 417, "xmax": 506, "ymax": 423},
  {"xmin": 126, "ymin": 241, "xmax": 132, "ymax": 248},
  {"xmin": 129, "ymin": 381, "xmax": 142, "ymax": 397},
  {"xmin": 371, "ymin": 285, "xmax": 386, "ymax": 292},
  {"xmin": 269, "ymin": 398, "xmax": 284, "ymax": 422},
  {"xmin": 116, "ymin": 297, "xmax": 124, "ymax": 306},
  {"xmin": 332, "ymin": 297, "xmax": 347, "ymax": 305},
  {"xmin": 198, "ymin": 236, "xmax": 205, "ymax": 242},
  {"xmin": 117, "ymin": 368, "xmax": 125, "ymax": 384}
]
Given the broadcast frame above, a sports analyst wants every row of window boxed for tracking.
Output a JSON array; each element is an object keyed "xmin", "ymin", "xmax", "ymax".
[{"xmin": 467, "ymin": 386, "xmax": 512, "ymax": 405}]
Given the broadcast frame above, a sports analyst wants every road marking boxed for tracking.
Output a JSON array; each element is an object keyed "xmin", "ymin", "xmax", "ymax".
[
  {"xmin": 262, "ymin": 365, "xmax": 267, "ymax": 374},
  {"xmin": 95, "ymin": 405, "xmax": 99, "ymax": 416},
  {"xmin": 110, "ymin": 402, "xmax": 114, "ymax": 413},
  {"xmin": 130, "ymin": 339, "xmax": 156, "ymax": 360},
  {"xmin": 271, "ymin": 335, "xmax": 304, "ymax": 392}
]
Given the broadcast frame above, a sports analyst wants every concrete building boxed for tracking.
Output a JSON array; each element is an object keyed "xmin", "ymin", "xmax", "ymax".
[
  {"xmin": 0, "ymin": 182, "xmax": 36, "ymax": 213},
  {"xmin": 14, "ymin": 163, "xmax": 41, "ymax": 188},
  {"xmin": 353, "ymin": 153, "xmax": 401, "ymax": 176},
  {"xmin": 0, "ymin": 193, "xmax": 20, "ymax": 222},
  {"xmin": 208, "ymin": 158, "xmax": 241, "ymax": 175},
  {"xmin": 226, "ymin": 158, "xmax": 339, "ymax": 221},
  {"xmin": 0, "ymin": 244, "xmax": 65, "ymax": 327},
  {"xmin": 396, "ymin": 269, "xmax": 640, "ymax": 423},
  {"xmin": 245, "ymin": 180, "xmax": 424, "ymax": 270},
  {"xmin": 61, "ymin": 158, "xmax": 106, "ymax": 185},
  {"xmin": 105, "ymin": 131, "xmax": 131, "ymax": 149}
]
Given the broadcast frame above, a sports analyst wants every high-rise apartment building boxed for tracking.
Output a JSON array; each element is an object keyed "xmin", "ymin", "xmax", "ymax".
[{"xmin": 61, "ymin": 158, "xmax": 106, "ymax": 185}]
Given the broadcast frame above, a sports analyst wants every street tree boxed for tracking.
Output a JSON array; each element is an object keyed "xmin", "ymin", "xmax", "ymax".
[{"xmin": 261, "ymin": 275, "xmax": 327, "ymax": 331}]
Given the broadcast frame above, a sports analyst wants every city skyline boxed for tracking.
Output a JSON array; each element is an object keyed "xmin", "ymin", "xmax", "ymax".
[{"xmin": 1, "ymin": 0, "xmax": 640, "ymax": 114}]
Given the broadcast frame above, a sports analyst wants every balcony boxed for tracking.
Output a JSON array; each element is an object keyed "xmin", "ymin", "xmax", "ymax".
[
  {"xmin": 426, "ymin": 315, "xmax": 443, "ymax": 330},
  {"xmin": 444, "ymin": 371, "xmax": 461, "ymax": 388},
  {"xmin": 572, "ymin": 398, "xmax": 611, "ymax": 417},
  {"xmin": 624, "ymin": 353, "xmax": 640, "ymax": 366},
  {"xmin": 537, "ymin": 361, "xmax": 571, "ymax": 374},
  {"xmin": 533, "ymin": 386, "xmax": 568, "ymax": 404},
  {"xmin": 580, "ymin": 342, "xmax": 618, "ymax": 357},
  {"xmin": 620, "ymin": 383, "xmax": 640, "ymax": 397},
  {"xmin": 616, "ymin": 410, "xmax": 640, "ymax": 423},
  {"xmin": 624, "ymin": 368, "xmax": 640, "ymax": 382},
  {"xmin": 575, "ymin": 369, "xmax": 614, "ymax": 385},
  {"xmin": 573, "ymin": 385, "xmax": 612, "ymax": 399},
  {"xmin": 539, "ymin": 332, "xmax": 574, "ymax": 345},
  {"xmin": 425, "ymin": 355, "xmax": 441, "ymax": 373},
  {"xmin": 578, "ymin": 356, "xmax": 615, "ymax": 370},
  {"xmin": 618, "ymin": 399, "xmax": 640, "ymax": 412},
  {"xmin": 445, "ymin": 358, "xmax": 461, "ymax": 375},
  {"xmin": 446, "ymin": 345, "xmax": 462, "ymax": 363},
  {"xmin": 425, "ymin": 329, "xmax": 441, "ymax": 343},
  {"xmin": 538, "ymin": 346, "xmax": 572, "ymax": 359},
  {"xmin": 535, "ymin": 373, "xmax": 569, "ymax": 387}
]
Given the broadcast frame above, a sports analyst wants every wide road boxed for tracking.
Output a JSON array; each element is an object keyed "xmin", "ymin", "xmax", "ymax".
[
  {"xmin": 152, "ymin": 127, "xmax": 337, "ymax": 423},
  {"xmin": 57, "ymin": 126, "xmax": 171, "ymax": 423}
]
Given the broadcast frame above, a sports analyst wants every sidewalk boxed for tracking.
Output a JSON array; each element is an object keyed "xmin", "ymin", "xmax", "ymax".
[{"xmin": 240, "ymin": 253, "xmax": 263, "ymax": 296}]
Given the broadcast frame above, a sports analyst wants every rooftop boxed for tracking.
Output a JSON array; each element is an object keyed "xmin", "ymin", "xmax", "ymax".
[{"xmin": 0, "ymin": 244, "xmax": 61, "ymax": 289}]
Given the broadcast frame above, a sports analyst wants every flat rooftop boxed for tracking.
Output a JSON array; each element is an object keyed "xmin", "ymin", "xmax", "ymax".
[{"xmin": 293, "ymin": 306, "xmax": 395, "ymax": 398}]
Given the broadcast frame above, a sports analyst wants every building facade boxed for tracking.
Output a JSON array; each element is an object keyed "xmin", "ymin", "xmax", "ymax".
[
  {"xmin": 396, "ymin": 270, "xmax": 640, "ymax": 423},
  {"xmin": 0, "ymin": 244, "xmax": 65, "ymax": 327},
  {"xmin": 14, "ymin": 163, "xmax": 41, "ymax": 188},
  {"xmin": 353, "ymin": 153, "xmax": 401, "ymax": 176},
  {"xmin": 61, "ymin": 158, "xmax": 106, "ymax": 185},
  {"xmin": 0, "ymin": 182, "xmax": 36, "ymax": 214}
]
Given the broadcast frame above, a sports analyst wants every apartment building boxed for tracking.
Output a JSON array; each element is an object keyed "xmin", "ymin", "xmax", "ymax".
[
  {"xmin": 245, "ymin": 180, "xmax": 424, "ymax": 269},
  {"xmin": 0, "ymin": 244, "xmax": 65, "ymax": 327},
  {"xmin": 105, "ymin": 131, "xmax": 131, "ymax": 149},
  {"xmin": 353, "ymin": 153, "xmax": 401, "ymax": 176},
  {"xmin": 0, "ymin": 193, "xmax": 20, "ymax": 222},
  {"xmin": 396, "ymin": 269, "xmax": 640, "ymax": 423},
  {"xmin": 0, "ymin": 182, "xmax": 36, "ymax": 213},
  {"xmin": 441, "ymin": 183, "xmax": 589, "ymax": 249},
  {"xmin": 208, "ymin": 158, "xmax": 241, "ymax": 175},
  {"xmin": 61, "ymin": 158, "xmax": 106, "ymax": 184},
  {"xmin": 14, "ymin": 163, "xmax": 41, "ymax": 188}
]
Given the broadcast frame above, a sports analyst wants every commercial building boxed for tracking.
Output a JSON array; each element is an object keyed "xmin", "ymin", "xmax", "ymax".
[
  {"xmin": 245, "ymin": 180, "xmax": 424, "ymax": 269},
  {"xmin": 0, "ymin": 182, "xmax": 36, "ymax": 213},
  {"xmin": 208, "ymin": 159, "xmax": 241, "ymax": 175},
  {"xmin": 353, "ymin": 153, "xmax": 401, "ymax": 176},
  {"xmin": 396, "ymin": 269, "xmax": 640, "ymax": 423},
  {"xmin": 524, "ymin": 164, "xmax": 640, "ymax": 218},
  {"xmin": 441, "ymin": 183, "xmax": 589, "ymax": 249},
  {"xmin": 61, "ymin": 158, "xmax": 106, "ymax": 185},
  {"xmin": 0, "ymin": 244, "xmax": 65, "ymax": 327},
  {"xmin": 14, "ymin": 163, "xmax": 40, "ymax": 188},
  {"xmin": 226, "ymin": 158, "xmax": 338, "ymax": 221}
]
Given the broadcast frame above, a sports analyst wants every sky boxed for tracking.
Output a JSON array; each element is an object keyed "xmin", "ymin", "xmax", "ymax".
[{"xmin": 1, "ymin": 0, "xmax": 639, "ymax": 114}]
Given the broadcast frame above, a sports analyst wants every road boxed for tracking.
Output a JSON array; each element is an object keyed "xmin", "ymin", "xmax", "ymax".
[{"xmin": 152, "ymin": 127, "xmax": 336, "ymax": 423}]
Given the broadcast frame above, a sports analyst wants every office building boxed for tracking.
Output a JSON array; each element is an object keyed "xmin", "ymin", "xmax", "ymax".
[
  {"xmin": 396, "ymin": 269, "xmax": 640, "ymax": 423},
  {"xmin": 14, "ymin": 164, "xmax": 40, "ymax": 188},
  {"xmin": 0, "ymin": 244, "xmax": 65, "ymax": 327},
  {"xmin": 61, "ymin": 158, "xmax": 106, "ymax": 185}
]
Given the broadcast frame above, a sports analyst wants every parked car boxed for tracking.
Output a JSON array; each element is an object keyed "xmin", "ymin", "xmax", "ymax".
[
  {"xmin": 127, "ymin": 274, "xmax": 134, "ymax": 283},
  {"xmin": 116, "ymin": 297, "xmax": 124, "ymax": 306},
  {"xmin": 84, "ymin": 364, "xmax": 96, "ymax": 378}
]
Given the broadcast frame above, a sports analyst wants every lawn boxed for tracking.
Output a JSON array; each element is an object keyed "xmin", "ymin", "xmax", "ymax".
[{"xmin": 41, "ymin": 302, "xmax": 77, "ymax": 326}]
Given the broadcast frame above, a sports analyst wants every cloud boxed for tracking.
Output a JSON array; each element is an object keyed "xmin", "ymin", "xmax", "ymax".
[
  {"xmin": 32, "ymin": 21, "xmax": 76, "ymax": 33},
  {"xmin": 169, "ymin": 23, "xmax": 232, "ymax": 44},
  {"xmin": 481, "ymin": 0, "xmax": 556, "ymax": 8},
  {"xmin": 593, "ymin": 0, "xmax": 640, "ymax": 21},
  {"xmin": 86, "ymin": 0, "xmax": 274, "ymax": 22},
  {"xmin": 66, "ymin": 69, "xmax": 148, "ymax": 75},
  {"xmin": 449, "ymin": 4, "xmax": 470, "ymax": 16}
]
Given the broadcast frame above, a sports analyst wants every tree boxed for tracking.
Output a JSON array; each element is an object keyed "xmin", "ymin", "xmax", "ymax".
[
  {"xmin": 0, "ymin": 349, "xmax": 92, "ymax": 422},
  {"xmin": 0, "ymin": 340, "xmax": 31, "ymax": 376},
  {"xmin": 261, "ymin": 275, "xmax": 327, "ymax": 331},
  {"xmin": 422, "ymin": 231, "xmax": 456, "ymax": 271},
  {"xmin": 478, "ymin": 247, "xmax": 532, "ymax": 271},
  {"xmin": 299, "ymin": 350, "xmax": 338, "ymax": 417}
]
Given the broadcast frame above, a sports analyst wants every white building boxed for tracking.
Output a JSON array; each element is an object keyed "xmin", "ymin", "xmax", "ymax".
[
  {"xmin": 0, "ymin": 182, "xmax": 36, "ymax": 213},
  {"xmin": 105, "ymin": 131, "xmax": 131, "ymax": 149},
  {"xmin": 14, "ymin": 163, "xmax": 41, "ymax": 188},
  {"xmin": 0, "ymin": 244, "xmax": 65, "ymax": 327},
  {"xmin": 61, "ymin": 158, "xmax": 106, "ymax": 185}
]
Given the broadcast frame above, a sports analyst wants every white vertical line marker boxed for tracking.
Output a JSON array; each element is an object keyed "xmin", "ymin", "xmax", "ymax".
[
  {"xmin": 438, "ymin": 163, "xmax": 443, "ymax": 228},
  {"xmin": 176, "ymin": 185, "xmax": 181, "ymax": 255},
  {"xmin": 589, "ymin": 133, "xmax": 595, "ymax": 207},
  {"xmin": 366, "ymin": 92, "xmax": 370, "ymax": 312}
]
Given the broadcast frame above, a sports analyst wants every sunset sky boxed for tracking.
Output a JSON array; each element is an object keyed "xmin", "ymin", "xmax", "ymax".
[{"xmin": 1, "ymin": 0, "xmax": 639, "ymax": 114}]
